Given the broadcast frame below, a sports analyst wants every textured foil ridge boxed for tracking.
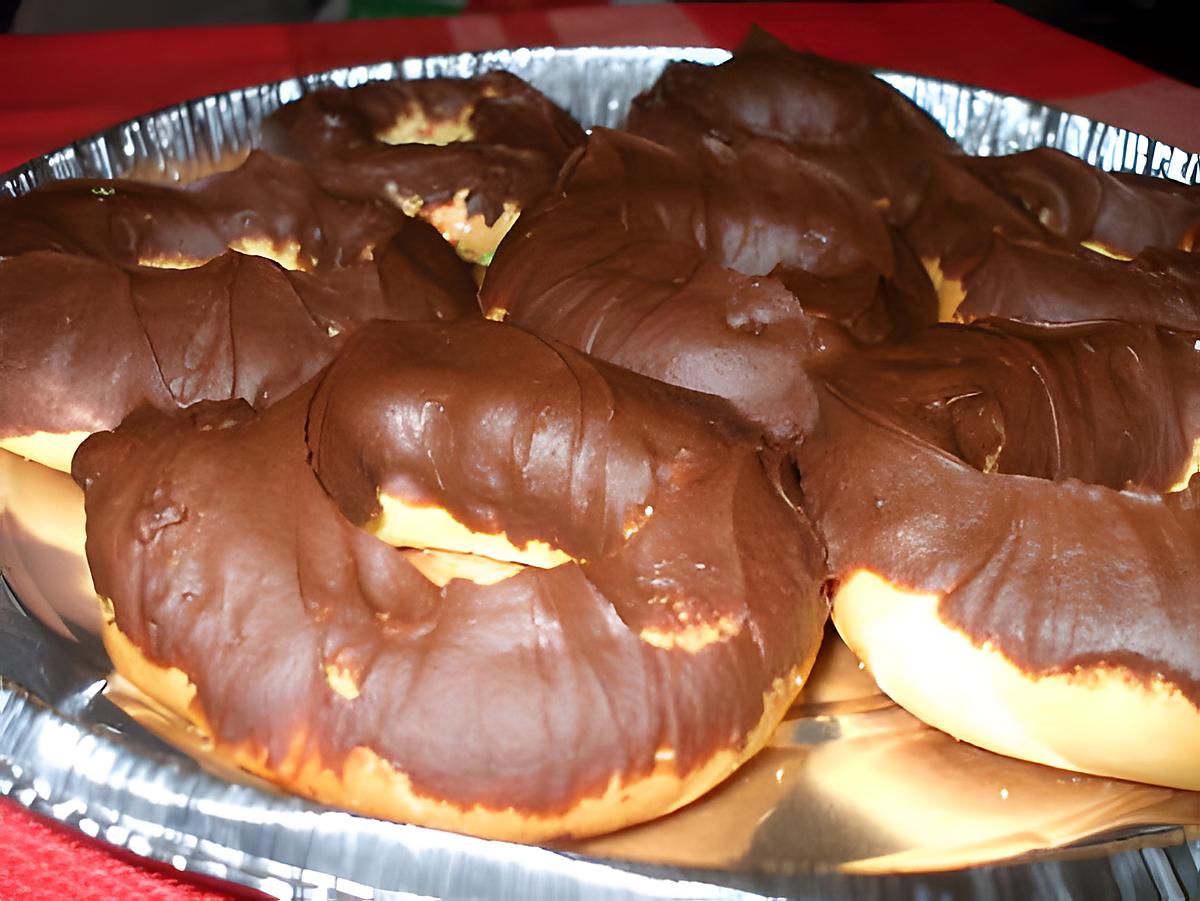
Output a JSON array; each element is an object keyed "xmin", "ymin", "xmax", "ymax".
[
  {"xmin": 3, "ymin": 48, "xmax": 1199, "ymax": 197},
  {"xmin": 2, "ymin": 46, "xmax": 1199, "ymax": 900}
]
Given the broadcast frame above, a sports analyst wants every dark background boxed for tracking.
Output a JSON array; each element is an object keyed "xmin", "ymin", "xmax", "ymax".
[
  {"xmin": 1000, "ymin": 0, "xmax": 1198, "ymax": 87},
  {"xmin": 0, "ymin": 0, "xmax": 1196, "ymax": 87}
]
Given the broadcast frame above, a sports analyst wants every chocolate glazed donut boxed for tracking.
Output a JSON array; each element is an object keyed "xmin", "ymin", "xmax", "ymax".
[
  {"xmin": 73, "ymin": 320, "xmax": 829, "ymax": 841},
  {"xmin": 960, "ymin": 148, "xmax": 1200, "ymax": 260},
  {"xmin": 625, "ymin": 28, "xmax": 957, "ymax": 224},
  {"xmin": 0, "ymin": 151, "xmax": 415, "ymax": 273},
  {"xmin": 903, "ymin": 153, "xmax": 1200, "ymax": 324},
  {"xmin": 0, "ymin": 230, "xmax": 477, "ymax": 473},
  {"xmin": 263, "ymin": 71, "xmax": 586, "ymax": 263},
  {"xmin": 0, "ymin": 163, "xmax": 478, "ymax": 639},
  {"xmin": 794, "ymin": 319, "xmax": 1200, "ymax": 789},
  {"xmin": 0, "ymin": 147, "xmax": 478, "ymax": 470},
  {"xmin": 482, "ymin": 127, "xmax": 935, "ymax": 442}
]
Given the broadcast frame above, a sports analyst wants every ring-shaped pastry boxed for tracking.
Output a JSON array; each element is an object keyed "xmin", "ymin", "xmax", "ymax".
[
  {"xmin": 482, "ymin": 128, "xmax": 935, "ymax": 442},
  {"xmin": 263, "ymin": 71, "xmax": 585, "ymax": 264},
  {"xmin": 0, "ymin": 166, "xmax": 478, "ymax": 637},
  {"xmin": 794, "ymin": 319, "xmax": 1200, "ymax": 789},
  {"xmin": 73, "ymin": 319, "xmax": 829, "ymax": 840}
]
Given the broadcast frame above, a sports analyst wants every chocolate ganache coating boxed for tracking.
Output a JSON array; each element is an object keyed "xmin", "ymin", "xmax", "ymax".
[
  {"xmin": 901, "ymin": 154, "xmax": 1056, "ymax": 286},
  {"xmin": 262, "ymin": 70, "xmax": 585, "ymax": 226},
  {"xmin": 0, "ymin": 151, "xmax": 410, "ymax": 271},
  {"xmin": 810, "ymin": 319, "xmax": 1200, "ymax": 491},
  {"xmin": 794, "ymin": 319, "xmax": 1200, "ymax": 701},
  {"xmin": 482, "ymin": 127, "xmax": 935, "ymax": 441},
  {"xmin": 0, "ymin": 179, "xmax": 227, "ymax": 265},
  {"xmin": 0, "ymin": 233, "xmax": 477, "ymax": 440},
  {"xmin": 625, "ymin": 28, "xmax": 957, "ymax": 223},
  {"xmin": 960, "ymin": 148, "xmax": 1200, "ymax": 257},
  {"xmin": 958, "ymin": 235, "xmax": 1200, "ymax": 329},
  {"xmin": 73, "ymin": 320, "xmax": 828, "ymax": 826}
]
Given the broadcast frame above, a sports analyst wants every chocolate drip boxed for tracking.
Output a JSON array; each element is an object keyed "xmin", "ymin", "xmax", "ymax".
[{"xmin": 812, "ymin": 319, "xmax": 1200, "ymax": 492}]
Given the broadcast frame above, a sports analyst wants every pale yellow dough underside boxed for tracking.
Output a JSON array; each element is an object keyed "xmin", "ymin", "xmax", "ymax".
[
  {"xmin": 100, "ymin": 604, "xmax": 810, "ymax": 842},
  {"xmin": 833, "ymin": 569, "xmax": 1200, "ymax": 790},
  {"xmin": 370, "ymin": 490, "xmax": 572, "ymax": 570},
  {"xmin": 139, "ymin": 236, "xmax": 316, "ymax": 272}
]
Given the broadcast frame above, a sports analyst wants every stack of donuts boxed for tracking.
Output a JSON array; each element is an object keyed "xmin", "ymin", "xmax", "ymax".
[
  {"xmin": 483, "ymin": 30, "xmax": 1200, "ymax": 795},
  {"xmin": 2, "ymin": 27, "xmax": 1199, "ymax": 845}
]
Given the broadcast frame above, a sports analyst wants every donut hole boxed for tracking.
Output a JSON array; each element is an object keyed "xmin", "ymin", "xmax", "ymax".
[
  {"xmin": 374, "ymin": 105, "xmax": 476, "ymax": 147},
  {"xmin": 228, "ymin": 236, "xmax": 313, "ymax": 271},
  {"xmin": 948, "ymin": 394, "xmax": 1006, "ymax": 474},
  {"xmin": 1180, "ymin": 225, "xmax": 1198, "ymax": 253},
  {"xmin": 398, "ymin": 548, "xmax": 523, "ymax": 587},
  {"xmin": 424, "ymin": 193, "xmax": 519, "ymax": 265},
  {"xmin": 384, "ymin": 184, "xmax": 518, "ymax": 264},
  {"xmin": 920, "ymin": 257, "xmax": 967, "ymax": 323},
  {"xmin": 1080, "ymin": 240, "xmax": 1133, "ymax": 261},
  {"xmin": 372, "ymin": 99, "xmax": 520, "ymax": 264},
  {"xmin": 1167, "ymin": 437, "xmax": 1200, "ymax": 492},
  {"xmin": 135, "ymin": 253, "xmax": 214, "ymax": 270},
  {"xmin": 368, "ymin": 490, "xmax": 571, "ymax": 586}
]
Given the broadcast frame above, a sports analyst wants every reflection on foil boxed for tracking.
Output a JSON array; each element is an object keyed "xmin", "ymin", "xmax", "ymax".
[
  {"xmin": 0, "ymin": 450, "xmax": 100, "ymax": 641},
  {"xmin": 93, "ymin": 615, "xmax": 1200, "ymax": 886},
  {"xmin": 573, "ymin": 685, "xmax": 1200, "ymax": 876},
  {"xmin": 1, "ymin": 46, "xmax": 1199, "ymax": 900}
]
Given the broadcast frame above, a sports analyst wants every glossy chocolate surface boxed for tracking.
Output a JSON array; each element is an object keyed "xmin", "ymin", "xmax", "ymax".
[
  {"xmin": 483, "ymin": 128, "xmax": 935, "ymax": 441},
  {"xmin": 959, "ymin": 236, "xmax": 1200, "ymax": 329},
  {"xmin": 0, "ymin": 225, "xmax": 477, "ymax": 438},
  {"xmin": 795, "ymin": 320, "xmax": 1200, "ymax": 698},
  {"xmin": 962, "ymin": 148, "xmax": 1200, "ymax": 256},
  {"xmin": 902, "ymin": 154, "xmax": 1054, "ymax": 280},
  {"xmin": 74, "ymin": 320, "xmax": 828, "ymax": 811},
  {"xmin": 625, "ymin": 29, "xmax": 957, "ymax": 223},
  {"xmin": 0, "ymin": 151, "xmax": 408, "ymax": 271},
  {"xmin": 263, "ymin": 71, "xmax": 585, "ymax": 223}
]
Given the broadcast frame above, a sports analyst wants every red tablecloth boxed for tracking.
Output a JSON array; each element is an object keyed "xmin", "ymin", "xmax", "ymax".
[
  {"xmin": 4, "ymin": 0, "xmax": 1200, "ymax": 170},
  {"xmin": 2, "ymin": 3, "xmax": 1197, "ymax": 898}
]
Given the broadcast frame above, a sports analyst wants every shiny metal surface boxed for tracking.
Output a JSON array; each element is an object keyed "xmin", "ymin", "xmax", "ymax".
[{"xmin": 1, "ymin": 46, "xmax": 1199, "ymax": 900}]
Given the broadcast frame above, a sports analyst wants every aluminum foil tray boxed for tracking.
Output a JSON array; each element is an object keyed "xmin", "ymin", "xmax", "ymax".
[{"xmin": 2, "ymin": 46, "xmax": 1200, "ymax": 901}]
